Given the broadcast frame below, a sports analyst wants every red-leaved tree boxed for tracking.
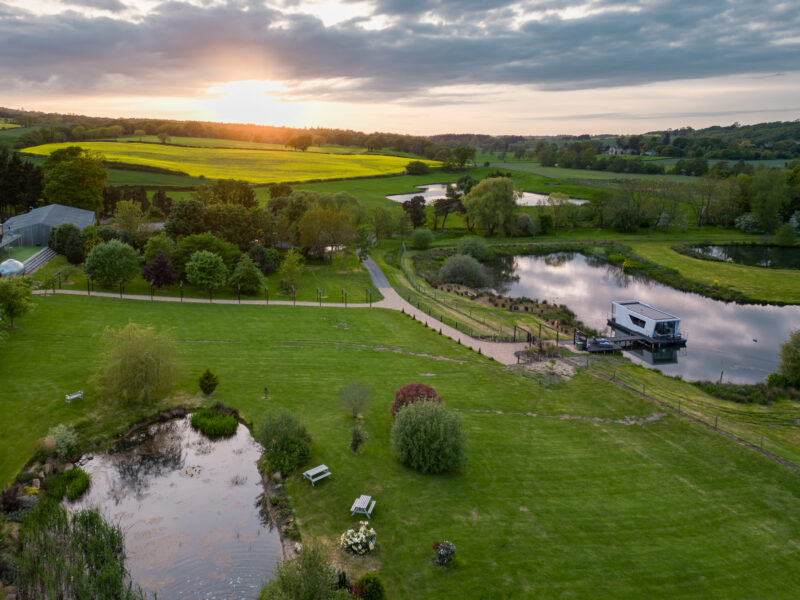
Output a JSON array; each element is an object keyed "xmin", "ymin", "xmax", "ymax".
[{"xmin": 391, "ymin": 383, "xmax": 441, "ymax": 418}]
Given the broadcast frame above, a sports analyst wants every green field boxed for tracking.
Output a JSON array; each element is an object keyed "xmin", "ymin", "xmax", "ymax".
[
  {"xmin": 3, "ymin": 296, "xmax": 800, "ymax": 598},
  {"xmin": 494, "ymin": 160, "xmax": 697, "ymax": 183},
  {"xmin": 0, "ymin": 123, "xmax": 20, "ymax": 130},
  {"xmin": 1, "ymin": 245, "xmax": 42, "ymax": 262},
  {"xmin": 22, "ymin": 141, "xmax": 438, "ymax": 184},
  {"xmin": 628, "ymin": 241, "xmax": 800, "ymax": 304}
]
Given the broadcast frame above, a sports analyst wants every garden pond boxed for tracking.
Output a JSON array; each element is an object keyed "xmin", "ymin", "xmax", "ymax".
[
  {"xmin": 386, "ymin": 184, "xmax": 588, "ymax": 206},
  {"xmin": 71, "ymin": 416, "xmax": 281, "ymax": 599},
  {"xmin": 691, "ymin": 245, "xmax": 800, "ymax": 269},
  {"xmin": 491, "ymin": 253, "xmax": 800, "ymax": 384}
]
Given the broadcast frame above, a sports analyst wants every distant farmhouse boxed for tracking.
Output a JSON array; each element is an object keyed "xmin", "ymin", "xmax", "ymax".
[{"xmin": 0, "ymin": 204, "xmax": 95, "ymax": 250}]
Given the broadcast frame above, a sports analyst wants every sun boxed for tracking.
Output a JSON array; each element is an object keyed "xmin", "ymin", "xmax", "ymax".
[{"xmin": 203, "ymin": 80, "xmax": 304, "ymax": 127}]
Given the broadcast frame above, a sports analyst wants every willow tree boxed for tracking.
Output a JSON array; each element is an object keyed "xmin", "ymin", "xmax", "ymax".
[{"xmin": 94, "ymin": 322, "xmax": 179, "ymax": 405}]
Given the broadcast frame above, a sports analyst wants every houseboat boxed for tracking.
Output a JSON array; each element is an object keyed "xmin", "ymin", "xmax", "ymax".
[{"xmin": 608, "ymin": 300, "xmax": 686, "ymax": 347}]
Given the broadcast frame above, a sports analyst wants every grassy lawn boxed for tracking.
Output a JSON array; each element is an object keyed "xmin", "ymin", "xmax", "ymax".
[
  {"xmin": 495, "ymin": 160, "xmax": 697, "ymax": 183},
  {"xmin": 22, "ymin": 141, "xmax": 438, "ymax": 184},
  {"xmin": 33, "ymin": 251, "xmax": 382, "ymax": 304},
  {"xmin": 2, "ymin": 245, "xmax": 42, "ymax": 262},
  {"xmin": 629, "ymin": 241, "xmax": 800, "ymax": 304},
  {"xmin": 3, "ymin": 296, "xmax": 800, "ymax": 598}
]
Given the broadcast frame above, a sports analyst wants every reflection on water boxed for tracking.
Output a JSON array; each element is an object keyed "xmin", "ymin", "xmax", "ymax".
[
  {"xmin": 386, "ymin": 184, "xmax": 588, "ymax": 206},
  {"xmin": 494, "ymin": 254, "xmax": 800, "ymax": 383},
  {"xmin": 692, "ymin": 245, "xmax": 800, "ymax": 269},
  {"xmin": 72, "ymin": 417, "xmax": 280, "ymax": 600}
]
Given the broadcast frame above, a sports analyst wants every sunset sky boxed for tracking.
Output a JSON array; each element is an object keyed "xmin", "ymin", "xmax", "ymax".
[{"xmin": 1, "ymin": 0, "xmax": 798, "ymax": 135}]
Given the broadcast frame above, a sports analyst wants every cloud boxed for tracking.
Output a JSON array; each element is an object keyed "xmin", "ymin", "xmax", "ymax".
[
  {"xmin": 64, "ymin": 0, "xmax": 128, "ymax": 12},
  {"xmin": 0, "ymin": 0, "xmax": 798, "ymax": 108}
]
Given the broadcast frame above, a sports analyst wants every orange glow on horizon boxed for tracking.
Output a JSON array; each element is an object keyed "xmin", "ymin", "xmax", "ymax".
[{"xmin": 203, "ymin": 80, "xmax": 306, "ymax": 127}]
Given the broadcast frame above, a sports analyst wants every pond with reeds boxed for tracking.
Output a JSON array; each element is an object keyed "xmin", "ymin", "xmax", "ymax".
[{"xmin": 72, "ymin": 416, "xmax": 281, "ymax": 599}]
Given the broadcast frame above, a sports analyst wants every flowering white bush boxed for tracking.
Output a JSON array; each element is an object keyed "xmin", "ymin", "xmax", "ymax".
[{"xmin": 340, "ymin": 521, "xmax": 376, "ymax": 555}]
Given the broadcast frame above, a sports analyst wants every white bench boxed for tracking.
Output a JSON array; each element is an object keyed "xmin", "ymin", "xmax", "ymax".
[
  {"xmin": 350, "ymin": 494, "xmax": 376, "ymax": 519},
  {"xmin": 302, "ymin": 464, "xmax": 331, "ymax": 486},
  {"xmin": 65, "ymin": 391, "xmax": 83, "ymax": 404}
]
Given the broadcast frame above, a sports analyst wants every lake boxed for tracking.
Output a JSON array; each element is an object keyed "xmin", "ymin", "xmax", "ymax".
[
  {"xmin": 691, "ymin": 245, "xmax": 800, "ymax": 269},
  {"xmin": 72, "ymin": 416, "xmax": 281, "ymax": 600},
  {"xmin": 386, "ymin": 184, "xmax": 588, "ymax": 206},
  {"xmin": 494, "ymin": 253, "xmax": 800, "ymax": 384}
]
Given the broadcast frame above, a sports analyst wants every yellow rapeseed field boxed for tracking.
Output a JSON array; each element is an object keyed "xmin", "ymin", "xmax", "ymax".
[{"xmin": 24, "ymin": 141, "xmax": 437, "ymax": 184}]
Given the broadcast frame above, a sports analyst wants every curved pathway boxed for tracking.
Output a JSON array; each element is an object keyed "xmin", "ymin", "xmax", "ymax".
[{"xmin": 34, "ymin": 258, "xmax": 528, "ymax": 365}]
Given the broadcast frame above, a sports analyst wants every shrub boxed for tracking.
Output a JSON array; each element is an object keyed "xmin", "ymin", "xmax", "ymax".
[
  {"xmin": 350, "ymin": 425, "xmax": 368, "ymax": 453},
  {"xmin": 249, "ymin": 244, "xmax": 283, "ymax": 275},
  {"xmin": 774, "ymin": 223, "xmax": 796, "ymax": 246},
  {"xmin": 433, "ymin": 540, "xmax": 457, "ymax": 566},
  {"xmin": 191, "ymin": 408, "xmax": 238, "ymax": 439},
  {"xmin": 353, "ymin": 572, "xmax": 386, "ymax": 600},
  {"xmin": 229, "ymin": 254, "xmax": 264, "ymax": 295},
  {"xmin": 340, "ymin": 382, "xmax": 372, "ymax": 418},
  {"xmin": 48, "ymin": 424, "xmax": 77, "ymax": 460},
  {"xmin": 410, "ymin": 228, "xmax": 434, "ymax": 250},
  {"xmin": 255, "ymin": 411, "xmax": 312, "ymax": 476},
  {"xmin": 340, "ymin": 521, "xmax": 376, "ymax": 555},
  {"xmin": 439, "ymin": 254, "xmax": 489, "ymax": 288},
  {"xmin": 64, "ymin": 468, "xmax": 91, "ymax": 501},
  {"xmin": 391, "ymin": 401, "xmax": 466, "ymax": 474},
  {"xmin": 405, "ymin": 160, "xmax": 430, "ymax": 175},
  {"xmin": 392, "ymin": 382, "xmax": 441, "ymax": 418},
  {"xmin": 199, "ymin": 368, "xmax": 219, "ymax": 395},
  {"xmin": 456, "ymin": 236, "xmax": 491, "ymax": 261}
]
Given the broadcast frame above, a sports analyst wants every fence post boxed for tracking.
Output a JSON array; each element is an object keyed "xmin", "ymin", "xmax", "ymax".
[
  {"xmin": 87, "ymin": 276, "xmax": 91, "ymax": 296},
  {"xmin": 715, "ymin": 416, "xmax": 718, "ymax": 430},
  {"xmin": 238, "ymin": 283, "xmax": 241, "ymax": 304},
  {"xmin": 208, "ymin": 284, "xmax": 213, "ymax": 303},
  {"xmin": 150, "ymin": 284, "xmax": 154, "ymax": 301},
  {"xmin": 292, "ymin": 285, "xmax": 296, "ymax": 306},
  {"xmin": 180, "ymin": 280, "xmax": 183, "ymax": 302},
  {"xmin": 265, "ymin": 285, "xmax": 268, "ymax": 305}
]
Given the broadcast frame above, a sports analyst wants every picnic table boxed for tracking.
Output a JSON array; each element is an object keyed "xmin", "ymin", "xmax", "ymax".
[
  {"xmin": 350, "ymin": 494, "xmax": 376, "ymax": 518},
  {"xmin": 65, "ymin": 390, "xmax": 83, "ymax": 404},
  {"xmin": 302, "ymin": 464, "xmax": 331, "ymax": 486}
]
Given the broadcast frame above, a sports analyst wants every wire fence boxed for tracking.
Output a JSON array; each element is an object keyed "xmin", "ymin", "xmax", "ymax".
[{"xmin": 570, "ymin": 354, "xmax": 800, "ymax": 473}]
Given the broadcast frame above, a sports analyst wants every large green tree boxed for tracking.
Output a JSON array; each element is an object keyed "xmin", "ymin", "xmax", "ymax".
[
  {"xmin": 0, "ymin": 275, "xmax": 33, "ymax": 327},
  {"xmin": 42, "ymin": 146, "xmax": 107, "ymax": 213},
  {"xmin": 779, "ymin": 329, "xmax": 800, "ymax": 386},
  {"xmin": 83, "ymin": 240, "xmax": 141, "ymax": 286},
  {"xmin": 452, "ymin": 146, "xmax": 476, "ymax": 168},
  {"xmin": 165, "ymin": 198, "xmax": 206, "ymax": 239},
  {"xmin": 462, "ymin": 177, "xmax": 520, "ymax": 236},
  {"xmin": 185, "ymin": 250, "xmax": 228, "ymax": 288}
]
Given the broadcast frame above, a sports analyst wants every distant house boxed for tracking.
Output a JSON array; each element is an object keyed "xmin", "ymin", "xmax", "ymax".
[
  {"xmin": 0, "ymin": 204, "xmax": 95, "ymax": 248},
  {"xmin": 643, "ymin": 150, "xmax": 658, "ymax": 157},
  {"xmin": 605, "ymin": 146, "xmax": 626, "ymax": 156}
]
